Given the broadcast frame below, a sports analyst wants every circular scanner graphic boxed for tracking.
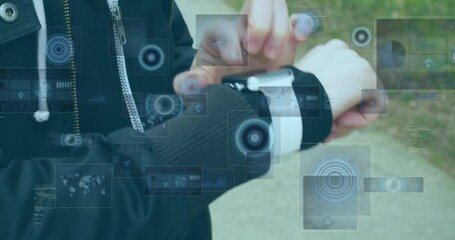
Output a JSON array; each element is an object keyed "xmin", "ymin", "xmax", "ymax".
[
  {"xmin": 139, "ymin": 45, "xmax": 165, "ymax": 71},
  {"xmin": 145, "ymin": 94, "xmax": 183, "ymax": 116},
  {"xmin": 352, "ymin": 27, "xmax": 371, "ymax": 47},
  {"xmin": 383, "ymin": 177, "xmax": 404, "ymax": 192},
  {"xmin": 35, "ymin": 82, "xmax": 51, "ymax": 98},
  {"xmin": 309, "ymin": 154, "xmax": 361, "ymax": 206},
  {"xmin": 182, "ymin": 78, "xmax": 201, "ymax": 95},
  {"xmin": 236, "ymin": 119, "xmax": 273, "ymax": 155},
  {"xmin": 295, "ymin": 12, "xmax": 320, "ymax": 35},
  {"xmin": 47, "ymin": 34, "xmax": 74, "ymax": 66}
]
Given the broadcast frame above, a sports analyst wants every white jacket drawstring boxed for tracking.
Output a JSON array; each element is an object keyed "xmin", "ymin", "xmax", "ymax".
[{"xmin": 32, "ymin": 0, "xmax": 49, "ymax": 122}]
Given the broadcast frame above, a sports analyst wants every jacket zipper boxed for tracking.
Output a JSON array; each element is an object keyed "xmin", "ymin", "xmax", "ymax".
[
  {"xmin": 104, "ymin": 1, "xmax": 211, "ymax": 237},
  {"xmin": 107, "ymin": 0, "xmax": 144, "ymax": 132},
  {"xmin": 62, "ymin": 0, "xmax": 81, "ymax": 140},
  {"xmin": 60, "ymin": 0, "xmax": 172, "ymax": 135}
]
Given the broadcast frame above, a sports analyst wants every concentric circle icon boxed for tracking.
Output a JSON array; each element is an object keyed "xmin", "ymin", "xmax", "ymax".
[
  {"xmin": 145, "ymin": 94, "xmax": 183, "ymax": 116},
  {"xmin": 309, "ymin": 154, "xmax": 360, "ymax": 206},
  {"xmin": 295, "ymin": 12, "xmax": 320, "ymax": 34},
  {"xmin": 35, "ymin": 82, "xmax": 51, "ymax": 98},
  {"xmin": 138, "ymin": 45, "xmax": 165, "ymax": 71},
  {"xmin": 235, "ymin": 119, "xmax": 273, "ymax": 155},
  {"xmin": 352, "ymin": 27, "xmax": 371, "ymax": 47},
  {"xmin": 182, "ymin": 78, "xmax": 201, "ymax": 95},
  {"xmin": 384, "ymin": 177, "xmax": 403, "ymax": 192},
  {"xmin": 47, "ymin": 34, "xmax": 74, "ymax": 66}
]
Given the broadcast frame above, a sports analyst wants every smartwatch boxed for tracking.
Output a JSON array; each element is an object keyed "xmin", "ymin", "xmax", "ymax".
[{"xmin": 222, "ymin": 66, "xmax": 332, "ymax": 157}]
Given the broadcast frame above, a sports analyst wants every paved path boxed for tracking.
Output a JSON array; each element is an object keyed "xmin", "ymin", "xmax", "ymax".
[
  {"xmin": 175, "ymin": 1, "xmax": 455, "ymax": 239},
  {"xmin": 210, "ymin": 130, "xmax": 455, "ymax": 240}
]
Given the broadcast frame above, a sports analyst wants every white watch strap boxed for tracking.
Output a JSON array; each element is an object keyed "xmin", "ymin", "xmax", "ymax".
[{"xmin": 254, "ymin": 75, "xmax": 303, "ymax": 161}]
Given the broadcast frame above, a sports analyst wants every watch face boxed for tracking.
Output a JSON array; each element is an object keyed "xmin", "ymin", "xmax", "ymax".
[
  {"xmin": 222, "ymin": 69, "xmax": 268, "ymax": 91},
  {"xmin": 222, "ymin": 78, "xmax": 248, "ymax": 92},
  {"xmin": 223, "ymin": 69, "xmax": 269, "ymax": 80},
  {"xmin": 222, "ymin": 68, "xmax": 294, "ymax": 92},
  {"xmin": 250, "ymin": 68, "xmax": 294, "ymax": 83}
]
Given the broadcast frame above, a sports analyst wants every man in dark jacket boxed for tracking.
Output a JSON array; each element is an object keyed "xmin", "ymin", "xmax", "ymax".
[{"xmin": 0, "ymin": 0, "xmax": 382, "ymax": 239}]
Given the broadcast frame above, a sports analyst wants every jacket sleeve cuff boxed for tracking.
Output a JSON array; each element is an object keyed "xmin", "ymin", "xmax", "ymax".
[{"xmin": 287, "ymin": 65, "xmax": 333, "ymax": 150}]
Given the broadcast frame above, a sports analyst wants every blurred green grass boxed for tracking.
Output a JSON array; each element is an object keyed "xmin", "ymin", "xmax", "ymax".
[{"xmin": 225, "ymin": 0, "xmax": 455, "ymax": 177}]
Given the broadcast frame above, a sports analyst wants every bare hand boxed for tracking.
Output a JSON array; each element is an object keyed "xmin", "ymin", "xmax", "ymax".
[
  {"xmin": 295, "ymin": 39, "xmax": 387, "ymax": 142},
  {"xmin": 174, "ymin": 0, "xmax": 307, "ymax": 95}
]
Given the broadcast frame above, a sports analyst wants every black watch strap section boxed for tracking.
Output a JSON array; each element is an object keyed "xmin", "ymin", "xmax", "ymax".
[
  {"xmin": 287, "ymin": 65, "xmax": 333, "ymax": 150},
  {"xmin": 221, "ymin": 74, "xmax": 272, "ymax": 123}
]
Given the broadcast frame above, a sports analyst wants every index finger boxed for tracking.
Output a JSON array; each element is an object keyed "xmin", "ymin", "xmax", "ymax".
[{"xmin": 241, "ymin": 0, "xmax": 273, "ymax": 54}]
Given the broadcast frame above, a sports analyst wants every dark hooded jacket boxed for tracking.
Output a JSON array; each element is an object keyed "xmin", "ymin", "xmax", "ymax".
[{"xmin": 0, "ymin": 0, "xmax": 333, "ymax": 239}]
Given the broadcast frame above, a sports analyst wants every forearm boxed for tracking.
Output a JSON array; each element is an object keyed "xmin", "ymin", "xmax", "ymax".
[{"xmin": 0, "ymin": 71, "xmax": 333, "ymax": 238}]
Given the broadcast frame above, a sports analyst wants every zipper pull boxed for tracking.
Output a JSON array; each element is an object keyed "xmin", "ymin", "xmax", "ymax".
[{"xmin": 112, "ymin": 5, "xmax": 127, "ymax": 45}]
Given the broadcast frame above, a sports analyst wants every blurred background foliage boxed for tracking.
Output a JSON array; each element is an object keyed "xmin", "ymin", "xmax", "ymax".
[{"xmin": 225, "ymin": 0, "xmax": 455, "ymax": 177}]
